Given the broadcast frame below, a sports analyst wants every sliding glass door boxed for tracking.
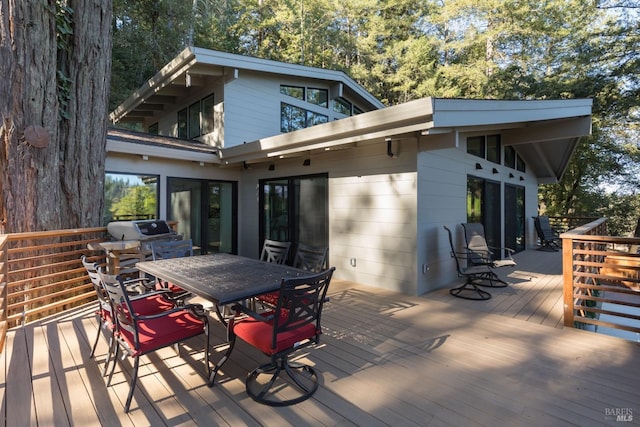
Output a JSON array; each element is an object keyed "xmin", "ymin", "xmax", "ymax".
[
  {"xmin": 260, "ymin": 174, "xmax": 328, "ymax": 262},
  {"xmin": 167, "ymin": 178, "xmax": 236, "ymax": 254}
]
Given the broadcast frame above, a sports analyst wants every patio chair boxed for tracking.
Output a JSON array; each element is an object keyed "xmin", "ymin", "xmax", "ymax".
[
  {"xmin": 260, "ymin": 239, "xmax": 292, "ymax": 264},
  {"xmin": 149, "ymin": 238, "xmax": 194, "ymax": 298},
  {"xmin": 212, "ymin": 267, "xmax": 335, "ymax": 406},
  {"xmin": 81, "ymin": 256, "xmax": 176, "ymax": 374},
  {"xmin": 461, "ymin": 222, "xmax": 515, "ymax": 287},
  {"xmin": 256, "ymin": 240, "xmax": 293, "ymax": 307},
  {"xmin": 533, "ymin": 216, "xmax": 561, "ymax": 251},
  {"xmin": 259, "ymin": 243, "xmax": 329, "ymax": 307},
  {"xmin": 99, "ymin": 269, "xmax": 210, "ymax": 413},
  {"xmin": 444, "ymin": 226, "xmax": 499, "ymax": 300},
  {"xmin": 293, "ymin": 243, "xmax": 328, "ymax": 272}
]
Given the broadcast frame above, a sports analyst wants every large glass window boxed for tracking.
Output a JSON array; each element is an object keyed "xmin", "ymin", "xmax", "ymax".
[
  {"xmin": 201, "ymin": 94, "xmax": 215, "ymax": 134},
  {"xmin": 104, "ymin": 173, "xmax": 159, "ymax": 225},
  {"xmin": 467, "ymin": 176, "xmax": 501, "ymax": 252},
  {"xmin": 280, "ymin": 85, "xmax": 304, "ymax": 100},
  {"xmin": 332, "ymin": 97, "xmax": 352, "ymax": 115},
  {"xmin": 188, "ymin": 101, "xmax": 201, "ymax": 139},
  {"xmin": 280, "ymin": 103, "xmax": 327, "ymax": 132},
  {"xmin": 176, "ymin": 93, "xmax": 214, "ymax": 139},
  {"xmin": 260, "ymin": 174, "xmax": 328, "ymax": 262}
]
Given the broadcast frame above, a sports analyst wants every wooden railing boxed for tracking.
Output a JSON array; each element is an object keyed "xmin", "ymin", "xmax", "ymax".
[
  {"xmin": 562, "ymin": 218, "xmax": 640, "ymax": 339},
  {"xmin": 0, "ymin": 227, "xmax": 110, "ymax": 351}
]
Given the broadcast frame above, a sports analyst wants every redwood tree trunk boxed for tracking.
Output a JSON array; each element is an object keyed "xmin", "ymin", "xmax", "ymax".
[{"xmin": 0, "ymin": 0, "xmax": 112, "ymax": 233}]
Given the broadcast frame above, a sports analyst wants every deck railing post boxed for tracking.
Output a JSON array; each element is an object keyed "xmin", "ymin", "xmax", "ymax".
[{"xmin": 562, "ymin": 234, "xmax": 575, "ymax": 327}]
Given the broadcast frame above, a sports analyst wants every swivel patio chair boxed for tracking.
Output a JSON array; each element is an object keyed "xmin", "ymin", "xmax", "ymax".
[
  {"xmin": 99, "ymin": 269, "xmax": 210, "ymax": 413},
  {"xmin": 212, "ymin": 267, "xmax": 334, "ymax": 406},
  {"xmin": 461, "ymin": 222, "xmax": 515, "ymax": 287},
  {"xmin": 259, "ymin": 243, "xmax": 329, "ymax": 307},
  {"xmin": 533, "ymin": 216, "xmax": 561, "ymax": 251},
  {"xmin": 81, "ymin": 255, "xmax": 176, "ymax": 374},
  {"xmin": 444, "ymin": 226, "xmax": 499, "ymax": 300}
]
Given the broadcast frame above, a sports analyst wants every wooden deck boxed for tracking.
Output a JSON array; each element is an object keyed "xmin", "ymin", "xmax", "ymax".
[{"xmin": 1, "ymin": 250, "xmax": 639, "ymax": 426}]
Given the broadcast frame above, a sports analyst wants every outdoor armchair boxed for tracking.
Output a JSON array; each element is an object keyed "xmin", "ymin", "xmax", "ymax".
[
  {"xmin": 99, "ymin": 269, "xmax": 210, "ymax": 413},
  {"xmin": 81, "ymin": 255, "xmax": 176, "ymax": 374},
  {"xmin": 211, "ymin": 267, "xmax": 334, "ymax": 406},
  {"xmin": 444, "ymin": 226, "xmax": 494, "ymax": 300},
  {"xmin": 461, "ymin": 222, "xmax": 515, "ymax": 287},
  {"xmin": 533, "ymin": 216, "xmax": 561, "ymax": 251}
]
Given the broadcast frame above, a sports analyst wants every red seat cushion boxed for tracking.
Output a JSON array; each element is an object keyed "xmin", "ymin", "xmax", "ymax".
[
  {"xmin": 233, "ymin": 310, "xmax": 318, "ymax": 355},
  {"xmin": 257, "ymin": 291, "xmax": 279, "ymax": 306},
  {"xmin": 117, "ymin": 310, "xmax": 205, "ymax": 357},
  {"xmin": 130, "ymin": 293, "xmax": 175, "ymax": 314}
]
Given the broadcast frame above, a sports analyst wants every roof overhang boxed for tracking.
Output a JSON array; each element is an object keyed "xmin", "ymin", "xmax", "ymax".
[
  {"xmin": 109, "ymin": 47, "xmax": 384, "ymax": 124},
  {"xmin": 106, "ymin": 128, "xmax": 220, "ymax": 165},
  {"xmin": 219, "ymin": 97, "xmax": 592, "ymax": 183}
]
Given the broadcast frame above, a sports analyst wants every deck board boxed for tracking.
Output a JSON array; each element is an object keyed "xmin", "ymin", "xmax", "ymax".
[{"xmin": 1, "ymin": 249, "xmax": 639, "ymax": 426}]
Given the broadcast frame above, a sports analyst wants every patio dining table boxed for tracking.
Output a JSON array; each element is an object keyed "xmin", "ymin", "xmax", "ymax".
[
  {"xmin": 136, "ymin": 252, "xmax": 309, "ymax": 305},
  {"xmin": 136, "ymin": 253, "xmax": 310, "ymax": 385}
]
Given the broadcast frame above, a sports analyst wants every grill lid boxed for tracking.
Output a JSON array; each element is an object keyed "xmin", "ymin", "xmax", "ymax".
[{"xmin": 107, "ymin": 220, "xmax": 175, "ymax": 241}]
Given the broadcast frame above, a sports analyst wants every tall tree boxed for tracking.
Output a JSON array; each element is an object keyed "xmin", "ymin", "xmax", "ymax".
[{"xmin": 0, "ymin": 0, "xmax": 112, "ymax": 233}]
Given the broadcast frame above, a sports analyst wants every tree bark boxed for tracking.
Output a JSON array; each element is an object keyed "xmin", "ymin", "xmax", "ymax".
[{"xmin": 0, "ymin": 0, "xmax": 112, "ymax": 233}]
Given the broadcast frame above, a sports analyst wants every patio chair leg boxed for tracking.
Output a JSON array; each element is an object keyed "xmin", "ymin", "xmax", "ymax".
[
  {"xmin": 102, "ymin": 333, "xmax": 116, "ymax": 377},
  {"xmin": 450, "ymin": 280, "xmax": 491, "ymax": 300},
  {"xmin": 124, "ymin": 357, "xmax": 140, "ymax": 413},
  {"xmin": 106, "ymin": 345, "xmax": 120, "ymax": 387},
  {"xmin": 208, "ymin": 334, "xmax": 236, "ymax": 386},
  {"xmin": 89, "ymin": 322, "xmax": 102, "ymax": 358}
]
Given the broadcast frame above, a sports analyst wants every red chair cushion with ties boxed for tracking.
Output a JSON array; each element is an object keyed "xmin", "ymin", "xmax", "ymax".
[
  {"xmin": 257, "ymin": 291, "xmax": 279, "ymax": 306},
  {"xmin": 233, "ymin": 310, "xmax": 319, "ymax": 355},
  {"xmin": 117, "ymin": 310, "xmax": 206, "ymax": 357}
]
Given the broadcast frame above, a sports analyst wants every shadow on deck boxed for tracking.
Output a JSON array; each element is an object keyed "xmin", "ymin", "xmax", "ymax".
[{"xmin": 1, "ymin": 250, "xmax": 638, "ymax": 426}]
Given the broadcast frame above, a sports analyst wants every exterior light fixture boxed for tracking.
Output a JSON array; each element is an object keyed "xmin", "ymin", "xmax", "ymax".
[
  {"xmin": 520, "ymin": 176, "xmax": 525, "ymax": 181},
  {"xmin": 386, "ymin": 137, "xmax": 396, "ymax": 158},
  {"xmin": 303, "ymin": 158, "xmax": 311, "ymax": 166},
  {"xmin": 492, "ymin": 168, "xmax": 499, "ymax": 174},
  {"xmin": 476, "ymin": 163, "xmax": 482, "ymax": 170},
  {"xmin": 268, "ymin": 163, "xmax": 275, "ymax": 171},
  {"xmin": 509, "ymin": 173, "xmax": 515, "ymax": 178}
]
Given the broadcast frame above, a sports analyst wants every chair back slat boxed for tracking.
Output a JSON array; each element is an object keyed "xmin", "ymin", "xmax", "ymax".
[
  {"xmin": 293, "ymin": 243, "xmax": 328, "ymax": 272},
  {"xmin": 151, "ymin": 239, "xmax": 193, "ymax": 260},
  {"xmin": 260, "ymin": 239, "xmax": 291, "ymax": 264}
]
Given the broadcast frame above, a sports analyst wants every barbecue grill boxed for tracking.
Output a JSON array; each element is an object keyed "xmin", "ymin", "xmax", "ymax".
[
  {"xmin": 103, "ymin": 220, "xmax": 181, "ymax": 277},
  {"xmin": 107, "ymin": 219, "xmax": 180, "ymax": 249}
]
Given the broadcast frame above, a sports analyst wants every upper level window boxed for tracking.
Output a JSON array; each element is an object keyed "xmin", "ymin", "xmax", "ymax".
[
  {"xmin": 307, "ymin": 88, "xmax": 328, "ymax": 107},
  {"xmin": 333, "ymin": 97, "xmax": 352, "ymax": 115},
  {"xmin": 467, "ymin": 134, "xmax": 501, "ymax": 165},
  {"xmin": 505, "ymin": 146, "xmax": 526, "ymax": 172},
  {"xmin": 177, "ymin": 93, "xmax": 214, "ymax": 139},
  {"xmin": 281, "ymin": 103, "xmax": 328, "ymax": 133},
  {"xmin": 148, "ymin": 122, "xmax": 158, "ymax": 134},
  {"xmin": 280, "ymin": 85, "xmax": 304, "ymax": 100}
]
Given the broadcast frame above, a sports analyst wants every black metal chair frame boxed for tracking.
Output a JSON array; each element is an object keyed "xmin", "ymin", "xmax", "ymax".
[
  {"xmin": 211, "ymin": 267, "xmax": 334, "ymax": 406},
  {"xmin": 293, "ymin": 243, "xmax": 328, "ymax": 272},
  {"xmin": 461, "ymin": 222, "xmax": 515, "ymax": 287},
  {"xmin": 99, "ymin": 269, "xmax": 210, "ymax": 413},
  {"xmin": 260, "ymin": 239, "xmax": 292, "ymax": 264},
  {"xmin": 444, "ymin": 226, "xmax": 505, "ymax": 300},
  {"xmin": 533, "ymin": 216, "xmax": 561, "ymax": 251}
]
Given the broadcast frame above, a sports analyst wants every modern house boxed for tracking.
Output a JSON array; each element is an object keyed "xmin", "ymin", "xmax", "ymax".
[{"xmin": 108, "ymin": 46, "xmax": 593, "ymax": 296}]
